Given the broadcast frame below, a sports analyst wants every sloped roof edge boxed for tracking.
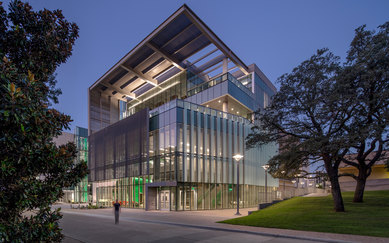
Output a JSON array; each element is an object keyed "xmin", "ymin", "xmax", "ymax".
[{"xmin": 89, "ymin": 4, "xmax": 249, "ymax": 91}]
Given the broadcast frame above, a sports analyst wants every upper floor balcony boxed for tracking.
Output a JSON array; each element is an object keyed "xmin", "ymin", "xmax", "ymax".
[
  {"xmin": 187, "ymin": 72, "xmax": 254, "ymax": 99},
  {"xmin": 185, "ymin": 72, "xmax": 257, "ymax": 117}
]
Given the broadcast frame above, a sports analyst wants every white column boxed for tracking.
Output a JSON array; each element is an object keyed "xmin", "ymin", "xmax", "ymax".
[
  {"xmin": 222, "ymin": 101, "xmax": 228, "ymax": 113},
  {"xmin": 222, "ymin": 58, "xmax": 228, "ymax": 74}
]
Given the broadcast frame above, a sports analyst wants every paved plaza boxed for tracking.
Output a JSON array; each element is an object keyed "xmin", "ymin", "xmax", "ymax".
[{"xmin": 58, "ymin": 206, "xmax": 388, "ymax": 243}]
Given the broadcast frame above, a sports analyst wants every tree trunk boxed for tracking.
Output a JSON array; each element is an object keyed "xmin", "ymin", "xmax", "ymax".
[
  {"xmin": 353, "ymin": 178, "xmax": 366, "ymax": 202},
  {"xmin": 329, "ymin": 175, "xmax": 345, "ymax": 212},
  {"xmin": 324, "ymin": 158, "xmax": 345, "ymax": 212},
  {"xmin": 353, "ymin": 169, "xmax": 367, "ymax": 203}
]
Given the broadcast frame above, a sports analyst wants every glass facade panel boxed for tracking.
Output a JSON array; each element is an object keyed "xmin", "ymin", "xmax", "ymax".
[{"xmin": 90, "ymin": 99, "xmax": 278, "ymax": 210}]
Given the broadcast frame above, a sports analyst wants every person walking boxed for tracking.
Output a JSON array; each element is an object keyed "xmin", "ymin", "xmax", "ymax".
[{"xmin": 113, "ymin": 199, "xmax": 121, "ymax": 224}]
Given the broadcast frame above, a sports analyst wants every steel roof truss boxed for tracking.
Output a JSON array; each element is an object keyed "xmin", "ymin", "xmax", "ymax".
[
  {"xmin": 120, "ymin": 64, "xmax": 158, "ymax": 87},
  {"xmin": 146, "ymin": 42, "xmax": 185, "ymax": 71}
]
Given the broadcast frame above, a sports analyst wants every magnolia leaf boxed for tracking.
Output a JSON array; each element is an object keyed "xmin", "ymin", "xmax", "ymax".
[
  {"xmin": 28, "ymin": 70, "xmax": 35, "ymax": 82},
  {"xmin": 10, "ymin": 83, "xmax": 15, "ymax": 94},
  {"xmin": 60, "ymin": 147, "xmax": 66, "ymax": 155}
]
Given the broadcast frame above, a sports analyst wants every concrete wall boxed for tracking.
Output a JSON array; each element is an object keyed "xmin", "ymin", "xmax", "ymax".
[
  {"xmin": 340, "ymin": 178, "xmax": 389, "ymax": 192},
  {"xmin": 53, "ymin": 131, "xmax": 74, "ymax": 146},
  {"xmin": 339, "ymin": 164, "xmax": 389, "ymax": 191}
]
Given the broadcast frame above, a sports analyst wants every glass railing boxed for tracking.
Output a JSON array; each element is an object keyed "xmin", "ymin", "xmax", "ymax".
[
  {"xmin": 149, "ymin": 99, "xmax": 252, "ymax": 125},
  {"xmin": 187, "ymin": 72, "xmax": 254, "ymax": 99}
]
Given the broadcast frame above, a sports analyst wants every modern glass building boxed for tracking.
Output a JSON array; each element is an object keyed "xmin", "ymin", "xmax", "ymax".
[
  {"xmin": 88, "ymin": 4, "xmax": 278, "ymax": 210},
  {"xmin": 54, "ymin": 126, "xmax": 89, "ymax": 203},
  {"xmin": 74, "ymin": 126, "xmax": 89, "ymax": 203}
]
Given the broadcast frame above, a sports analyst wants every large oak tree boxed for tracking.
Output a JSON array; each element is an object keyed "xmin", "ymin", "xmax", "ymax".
[
  {"xmin": 247, "ymin": 22, "xmax": 389, "ymax": 210},
  {"xmin": 339, "ymin": 22, "xmax": 389, "ymax": 202},
  {"xmin": 247, "ymin": 49, "xmax": 353, "ymax": 212}
]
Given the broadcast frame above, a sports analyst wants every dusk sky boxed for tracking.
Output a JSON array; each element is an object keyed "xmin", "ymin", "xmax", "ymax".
[{"xmin": 4, "ymin": 0, "xmax": 389, "ymax": 131}]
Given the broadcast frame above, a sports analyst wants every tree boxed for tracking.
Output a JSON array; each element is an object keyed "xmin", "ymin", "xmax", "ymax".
[
  {"xmin": 247, "ymin": 49, "xmax": 353, "ymax": 212},
  {"xmin": 0, "ymin": 1, "xmax": 87, "ymax": 241},
  {"xmin": 338, "ymin": 22, "xmax": 389, "ymax": 202}
]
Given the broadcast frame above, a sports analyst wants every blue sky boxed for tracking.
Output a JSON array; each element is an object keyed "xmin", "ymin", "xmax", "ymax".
[{"xmin": 4, "ymin": 0, "xmax": 389, "ymax": 131}]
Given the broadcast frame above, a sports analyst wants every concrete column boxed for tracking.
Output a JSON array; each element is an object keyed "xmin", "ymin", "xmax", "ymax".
[
  {"xmin": 145, "ymin": 186, "xmax": 157, "ymax": 211},
  {"xmin": 222, "ymin": 58, "xmax": 228, "ymax": 73},
  {"xmin": 92, "ymin": 183, "xmax": 97, "ymax": 205},
  {"xmin": 222, "ymin": 101, "xmax": 228, "ymax": 113}
]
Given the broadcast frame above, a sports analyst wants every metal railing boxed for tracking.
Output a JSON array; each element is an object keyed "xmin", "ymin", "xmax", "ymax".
[
  {"xmin": 187, "ymin": 72, "xmax": 254, "ymax": 99},
  {"xmin": 149, "ymin": 99, "xmax": 252, "ymax": 125}
]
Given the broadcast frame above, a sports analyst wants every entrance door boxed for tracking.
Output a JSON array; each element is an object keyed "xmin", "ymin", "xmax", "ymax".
[{"xmin": 160, "ymin": 190, "xmax": 170, "ymax": 211}]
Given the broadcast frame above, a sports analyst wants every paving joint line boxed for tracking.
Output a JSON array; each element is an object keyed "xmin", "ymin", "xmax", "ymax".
[
  {"xmin": 62, "ymin": 211, "xmax": 353, "ymax": 243},
  {"xmin": 63, "ymin": 233, "xmax": 86, "ymax": 243}
]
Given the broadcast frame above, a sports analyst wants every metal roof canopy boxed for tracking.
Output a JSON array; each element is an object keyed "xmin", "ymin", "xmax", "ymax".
[{"xmin": 89, "ymin": 4, "xmax": 249, "ymax": 99}]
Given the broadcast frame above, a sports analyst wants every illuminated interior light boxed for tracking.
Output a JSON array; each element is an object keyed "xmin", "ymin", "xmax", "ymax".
[
  {"xmin": 218, "ymin": 100, "xmax": 221, "ymax": 103},
  {"xmin": 128, "ymin": 81, "xmax": 180, "ymax": 110}
]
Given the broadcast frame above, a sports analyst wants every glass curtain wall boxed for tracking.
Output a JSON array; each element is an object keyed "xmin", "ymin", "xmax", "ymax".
[
  {"xmin": 92, "ymin": 176, "xmax": 149, "ymax": 208},
  {"xmin": 90, "ymin": 98, "xmax": 278, "ymax": 209},
  {"xmin": 89, "ymin": 109, "xmax": 149, "ymax": 207},
  {"xmin": 149, "ymin": 99, "xmax": 278, "ymax": 210},
  {"xmin": 74, "ymin": 127, "xmax": 89, "ymax": 203}
]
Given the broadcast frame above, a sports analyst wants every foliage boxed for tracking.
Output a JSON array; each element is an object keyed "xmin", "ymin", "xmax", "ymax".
[
  {"xmin": 247, "ymin": 21, "xmax": 389, "ymax": 209},
  {"xmin": 86, "ymin": 204, "xmax": 102, "ymax": 209},
  {"xmin": 247, "ymin": 48, "xmax": 351, "ymax": 212},
  {"xmin": 0, "ymin": 1, "xmax": 87, "ymax": 242},
  {"xmin": 338, "ymin": 22, "xmax": 389, "ymax": 202},
  {"xmin": 221, "ymin": 190, "xmax": 389, "ymax": 237}
]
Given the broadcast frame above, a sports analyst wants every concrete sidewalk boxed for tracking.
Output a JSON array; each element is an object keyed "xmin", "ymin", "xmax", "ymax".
[
  {"xmin": 303, "ymin": 192, "xmax": 330, "ymax": 197},
  {"xmin": 60, "ymin": 207, "xmax": 389, "ymax": 243}
]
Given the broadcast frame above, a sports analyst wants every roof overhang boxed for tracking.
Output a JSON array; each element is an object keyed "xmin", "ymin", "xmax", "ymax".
[{"xmin": 89, "ymin": 4, "xmax": 249, "ymax": 100}]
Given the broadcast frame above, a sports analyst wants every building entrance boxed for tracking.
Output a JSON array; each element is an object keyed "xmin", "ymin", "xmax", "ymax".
[{"xmin": 160, "ymin": 190, "xmax": 170, "ymax": 211}]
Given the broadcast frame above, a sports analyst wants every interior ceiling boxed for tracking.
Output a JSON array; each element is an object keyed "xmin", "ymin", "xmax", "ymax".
[
  {"xmin": 92, "ymin": 5, "xmax": 248, "ymax": 102},
  {"xmin": 203, "ymin": 95, "xmax": 253, "ymax": 115}
]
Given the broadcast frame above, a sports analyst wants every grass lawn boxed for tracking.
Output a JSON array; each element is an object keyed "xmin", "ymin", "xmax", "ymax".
[{"xmin": 220, "ymin": 190, "xmax": 389, "ymax": 237}]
